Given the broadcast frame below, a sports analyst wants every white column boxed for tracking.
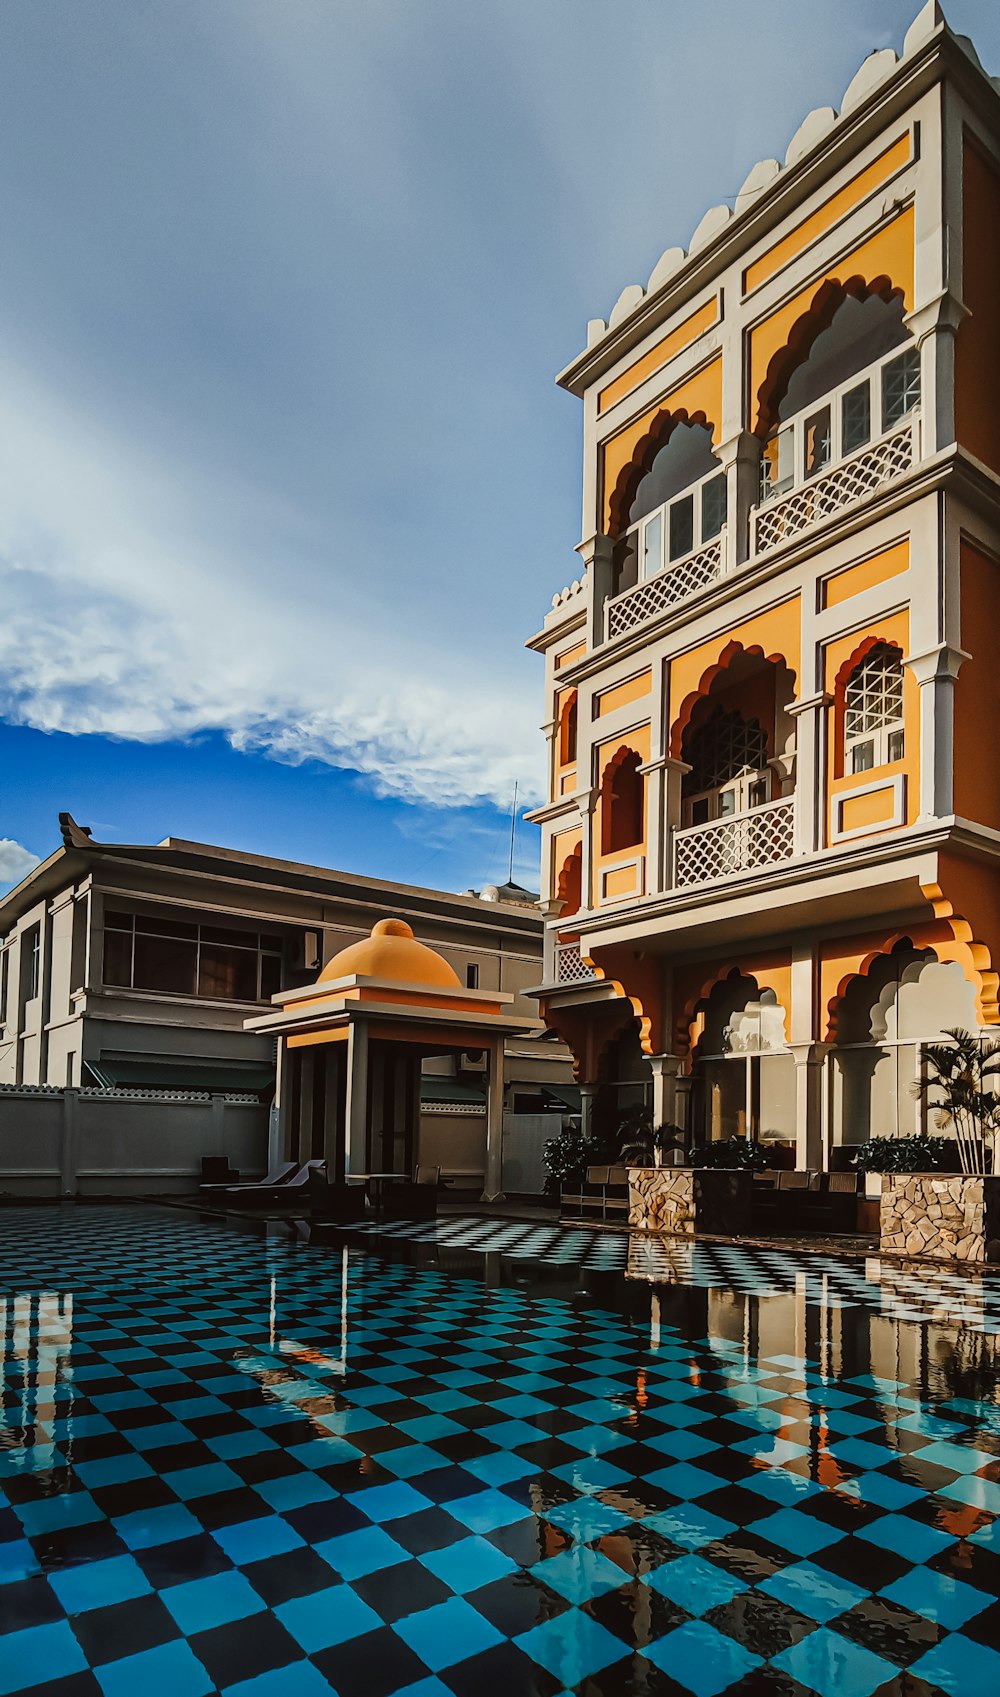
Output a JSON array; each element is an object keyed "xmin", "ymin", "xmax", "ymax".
[
  {"xmin": 577, "ymin": 787, "xmax": 598, "ymax": 915},
  {"xmin": 482, "ymin": 1041, "xmax": 506, "ymax": 1202},
  {"xmin": 790, "ymin": 1042, "xmax": 828, "ymax": 1171},
  {"xmin": 649, "ymin": 1054, "xmax": 683, "ymax": 1129},
  {"xmin": 906, "ymin": 643, "xmax": 968, "ymax": 821},
  {"xmin": 344, "ymin": 1021, "xmax": 369, "ymax": 1178},
  {"xmin": 905, "ymin": 291, "xmax": 968, "ymax": 458},
  {"xmin": 576, "ymin": 533, "xmax": 616, "ymax": 649},
  {"xmin": 787, "ymin": 692, "xmax": 831, "ymax": 856},
  {"xmin": 580, "ymin": 1081, "xmax": 598, "ymax": 1144},
  {"xmin": 715, "ymin": 430, "xmax": 760, "ymax": 571}
]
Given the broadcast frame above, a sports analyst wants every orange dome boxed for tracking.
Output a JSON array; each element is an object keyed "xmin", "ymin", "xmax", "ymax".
[{"xmin": 318, "ymin": 918, "xmax": 462, "ymax": 989}]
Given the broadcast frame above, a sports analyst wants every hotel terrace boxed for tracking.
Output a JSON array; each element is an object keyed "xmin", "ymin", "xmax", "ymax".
[{"xmin": 528, "ymin": 2, "xmax": 1000, "ymax": 1169}]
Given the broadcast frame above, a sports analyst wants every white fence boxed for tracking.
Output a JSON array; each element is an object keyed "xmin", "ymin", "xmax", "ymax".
[
  {"xmin": 673, "ymin": 798, "xmax": 796, "ymax": 887},
  {"xmin": 0, "ymin": 1087, "xmax": 269, "ymax": 1197}
]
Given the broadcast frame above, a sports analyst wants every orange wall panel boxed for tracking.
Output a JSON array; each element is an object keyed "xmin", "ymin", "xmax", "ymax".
[
  {"xmin": 956, "ymin": 139, "xmax": 1000, "ymax": 476},
  {"xmin": 954, "ymin": 542, "xmax": 1000, "ymax": 831},
  {"xmin": 822, "ymin": 540, "xmax": 908, "ymax": 609},
  {"xmin": 555, "ymin": 642, "xmax": 586, "ymax": 671},
  {"xmin": 744, "ymin": 134, "xmax": 912, "ymax": 294},
  {"xmin": 749, "ymin": 209, "xmax": 914, "ymax": 432},
  {"xmin": 595, "ymin": 669, "xmax": 652, "ymax": 717},
  {"xmin": 668, "ymin": 601, "xmax": 801, "ymax": 743},
  {"xmin": 839, "ymin": 786, "xmax": 898, "ymax": 833},
  {"xmin": 598, "ymin": 297, "xmax": 719, "ymax": 414},
  {"xmin": 601, "ymin": 358, "xmax": 723, "ymax": 532}
]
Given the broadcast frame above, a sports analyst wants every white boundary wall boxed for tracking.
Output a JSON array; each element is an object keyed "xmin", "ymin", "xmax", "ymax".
[{"xmin": 0, "ymin": 1088, "xmax": 268, "ymax": 1197}]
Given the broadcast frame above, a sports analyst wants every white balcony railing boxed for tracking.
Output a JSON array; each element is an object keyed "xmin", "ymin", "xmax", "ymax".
[
  {"xmin": 606, "ymin": 533, "xmax": 724, "ymax": 641},
  {"xmin": 673, "ymin": 797, "xmax": 795, "ymax": 888},
  {"xmin": 554, "ymin": 942, "xmax": 597, "ymax": 985},
  {"xmin": 753, "ymin": 418, "xmax": 916, "ymax": 554}
]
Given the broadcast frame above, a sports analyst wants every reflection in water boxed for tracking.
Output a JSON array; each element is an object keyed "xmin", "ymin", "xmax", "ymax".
[{"xmin": 0, "ymin": 1208, "xmax": 998, "ymax": 1696}]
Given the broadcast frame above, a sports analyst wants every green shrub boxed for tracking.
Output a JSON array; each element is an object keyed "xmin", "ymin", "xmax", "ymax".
[
  {"xmin": 688, "ymin": 1137, "xmax": 768, "ymax": 1171},
  {"xmin": 542, "ymin": 1124, "xmax": 609, "ymax": 1190},
  {"xmin": 851, "ymin": 1134, "xmax": 958, "ymax": 1173}
]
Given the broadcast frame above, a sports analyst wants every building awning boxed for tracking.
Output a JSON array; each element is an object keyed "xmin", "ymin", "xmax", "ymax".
[
  {"xmin": 543, "ymin": 1084, "xmax": 581, "ymax": 1111},
  {"xmin": 419, "ymin": 1078, "xmax": 487, "ymax": 1108},
  {"xmin": 87, "ymin": 1054, "xmax": 275, "ymax": 1093}
]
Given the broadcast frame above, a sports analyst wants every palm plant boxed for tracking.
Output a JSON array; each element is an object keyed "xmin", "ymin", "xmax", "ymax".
[{"xmin": 917, "ymin": 1028, "xmax": 1000, "ymax": 1176}]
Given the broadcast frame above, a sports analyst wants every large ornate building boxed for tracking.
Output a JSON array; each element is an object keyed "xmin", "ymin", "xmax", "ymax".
[{"xmin": 528, "ymin": 4, "xmax": 1000, "ymax": 1169}]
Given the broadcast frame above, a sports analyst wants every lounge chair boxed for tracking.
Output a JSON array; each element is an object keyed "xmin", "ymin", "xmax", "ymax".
[
  {"xmin": 201, "ymin": 1158, "xmax": 297, "ymax": 1195},
  {"xmin": 308, "ymin": 1168, "xmax": 368, "ymax": 1221},
  {"xmin": 219, "ymin": 1159, "xmax": 324, "ymax": 1206}
]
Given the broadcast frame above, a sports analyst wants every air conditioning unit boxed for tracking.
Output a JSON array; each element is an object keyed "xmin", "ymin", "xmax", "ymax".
[{"xmin": 461, "ymin": 1051, "xmax": 487, "ymax": 1073}]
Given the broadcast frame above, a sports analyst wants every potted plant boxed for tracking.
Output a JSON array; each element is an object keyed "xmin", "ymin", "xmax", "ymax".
[
  {"xmin": 878, "ymin": 1030, "xmax": 1000, "ymax": 1262},
  {"xmin": 917, "ymin": 1028, "xmax": 1000, "ymax": 1174}
]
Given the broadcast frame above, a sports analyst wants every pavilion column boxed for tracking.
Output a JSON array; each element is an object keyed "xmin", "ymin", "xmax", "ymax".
[
  {"xmin": 580, "ymin": 1081, "xmax": 598, "ymax": 1143},
  {"xmin": 345, "ymin": 1019, "xmax": 370, "ymax": 1178},
  {"xmin": 649, "ymin": 1054, "xmax": 683, "ymax": 1130},
  {"xmin": 790, "ymin": 1042, "xmax": 828, "ymax": 1172},
  {"xmin": 482, "ymin": 1039, "xmax": 506, "ymax": 1203}
]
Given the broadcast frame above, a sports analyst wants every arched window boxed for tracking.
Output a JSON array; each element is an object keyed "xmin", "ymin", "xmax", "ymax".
[
  {"xmin": 556, "ymin": 844, "xmax": 582, "ymax": 919},
  {"xmin": 558, "ymin": 694, "xmax": 578, "ymax": 766},
  {"xmin": 843, "ymin": 643, "xmax": 904, "ymax": 775},
  {"xmin": 681, "ymin": 705, "xmax": 770, "ymax": 826},
  {"xmin": 614, "ymin": 422, "xmax": 726, "ymax": 589},
  {"xmin": 759, "ymin": 292, "xmax": 920, "ymax": 504},
  {"xmin": 602, "ymin": 750, "xmax": 644, "ymax": 855}
]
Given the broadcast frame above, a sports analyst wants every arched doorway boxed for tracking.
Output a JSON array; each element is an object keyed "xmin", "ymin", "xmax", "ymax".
[
  {"xmin": 689, "ymin": 972, "xmax": 795, "ymax": 1156},
  {"xmin": 831, "ymin": 942, "xmax": 980, "ymax": 1150}
]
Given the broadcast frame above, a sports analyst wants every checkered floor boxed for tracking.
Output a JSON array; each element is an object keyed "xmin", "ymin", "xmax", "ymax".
[{"xmin": 1, "ymin": 1206, "xmax": 999, "ymax": 1697}]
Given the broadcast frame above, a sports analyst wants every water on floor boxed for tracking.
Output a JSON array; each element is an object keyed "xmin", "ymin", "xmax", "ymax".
[{"xmin": 1, "ymin": 1204, "xmax": 999, "ymax": 1696}]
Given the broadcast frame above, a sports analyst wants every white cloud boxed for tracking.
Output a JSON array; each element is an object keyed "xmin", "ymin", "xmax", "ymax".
[{"xmin": 0, "ymin": 838, "xmax": 40, "ymax": 891}]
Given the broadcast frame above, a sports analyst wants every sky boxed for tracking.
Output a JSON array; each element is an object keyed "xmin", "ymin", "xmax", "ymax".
[{"xmin": 2, "ymin": 0, "xmax": 999, "ymax": 897}]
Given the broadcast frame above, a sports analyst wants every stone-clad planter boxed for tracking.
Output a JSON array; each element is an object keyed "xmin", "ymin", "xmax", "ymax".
[
  {"xmin": 880, "ymin": 1173, "xmax": 1000, "ymax": 1262},
  {"xmin": 628, "ymin": 1166, "xmax": 751, "ymax": 1236}
]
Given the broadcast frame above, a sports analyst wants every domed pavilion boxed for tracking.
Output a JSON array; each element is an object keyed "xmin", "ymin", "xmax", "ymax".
[{"xmin": 244, "ymin": 917, "xmax": 544, "ymax": 1199}]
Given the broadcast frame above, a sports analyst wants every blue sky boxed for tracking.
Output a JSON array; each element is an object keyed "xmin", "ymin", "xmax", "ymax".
[{"xmin": 2, "ymin": 0, "xmax": 998, "ymax": 895}]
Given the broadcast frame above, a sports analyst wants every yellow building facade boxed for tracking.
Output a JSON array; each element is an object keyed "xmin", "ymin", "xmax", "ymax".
[{"xmin": 528, "ymin": 4, "xmax": 1000, "ymax": 1169}]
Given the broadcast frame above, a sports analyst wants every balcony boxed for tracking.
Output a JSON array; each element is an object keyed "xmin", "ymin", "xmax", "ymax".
[
  {"xmin": 673, "ymin": 797, "xmax": 795, "ymax": 888},
  {"xmin": 753, "ymin": 343, "xmax": 921, "ymax": 555},
  {"xmin": 554, "ymin": 942, "xmax": 597, "ymax": 985},
  {"xmin": 606, "ymin": 532, "xmax": 725, "ymax": 641}
]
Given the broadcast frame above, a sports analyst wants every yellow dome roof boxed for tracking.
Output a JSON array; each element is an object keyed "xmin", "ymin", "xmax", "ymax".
[{"xmin": 318, "ymin": 918, "xmax": 462, "ymax": 989}]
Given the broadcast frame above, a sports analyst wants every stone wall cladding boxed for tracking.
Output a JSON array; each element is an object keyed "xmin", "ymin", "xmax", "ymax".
[
  {"xmin": 628, "ymin": 1166, "xmax": 751, "ymax": 1236},
  {"xmin": 880, "ymin": 1173, "xmax": 1000, "ymax": 1263}
]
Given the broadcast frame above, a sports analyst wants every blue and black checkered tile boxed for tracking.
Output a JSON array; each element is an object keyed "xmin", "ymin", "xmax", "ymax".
[{"xmin": 1, "ymin": 1205, "xmax": 999, "ymax": 1695}]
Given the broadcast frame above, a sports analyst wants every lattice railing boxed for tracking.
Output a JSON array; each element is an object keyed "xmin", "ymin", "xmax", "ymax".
[
  {"xmin": 554, "ymin": 942, "xmax": 597, "ymax": 984},
  {"xmin": 673, "ymin": 798, "xmax": 795, "ymax": 887},
  {"xmin": 606, "ymin": 535, "xmax": 724, "ymax": 641},
  {"xmin": 753, "ymin": 421, "xmax": 916, "ymax": 554}
]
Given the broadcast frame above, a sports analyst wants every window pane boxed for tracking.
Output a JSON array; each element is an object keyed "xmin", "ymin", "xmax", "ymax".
[
  {"xmin": 259, "ymin": 953, "xmax": 281, "ymax": 1001},
  {"xmin": 759, "ymin": 426, "xmax": 794, "ymax": 502},
  {"xmin": 105, "ymin": 910, "xmax": 133, "ymax": 932},
  {"xmin": 718, "ymin": 790, "xmax": 736, "ymax": 817},
  {"xmin": 641, "ymin": 512, "xmax": 662, "ymax": 579},
  {"xmin": 668, "ymin": 495, "xmax": 694, "ymax": 561},
  {"xmin": 104, "ymin": 930, "xmax": 132, "ymax": 988},
  {"xmin": 198, "ymin": 944, "xmax": 259, "ymax": 1001},
  {"xmin": 134, "ymin": 911, "xmax": 198, "ymax": 940},
  {"xmin": 804, "ymin": 405, "xmax": 832, "ymax": 478},
  {"xmin": 749, "ymin": 780, "xmax": 768, "ymax": 809},
  {"xmin": 133, "ymin": 934, "xmax": 198, "ymax": 994},
  {"xmin": 201, "ymin": 925, "xmax": 258, "ymax": 949},
  {"xmin": 841, "ymin": 382, "xmax": 871, "ymax": 455},
  {"xmin": 851, "ymin": 740, "xmax": 875, "ymax": 775},
  {"xmin": 887, "ymin": 729, "xmax": 905, "ymax": 763},
  {"xmin": 691, "ymin": 797, "xmax": 710, "ymax": 826},
  {"xmin": 882, "ymin": 347, "xmax": 920, "ymax": 429},
  {"xmin": 701, "ymin": 474, "xmax": 727, "ymax": 541}
]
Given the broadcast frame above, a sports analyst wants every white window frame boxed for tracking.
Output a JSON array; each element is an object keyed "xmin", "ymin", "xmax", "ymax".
[
  {"xmin": 626, "ymin": 462, "xmax": 728, "ymax": 582},
  {"xmin": 843, "ymin": 646, "xmax": 905, "ymax": 777},
  {"xmin": 759, "ymin": 343, "xmax": 921, "ymax": 507}
]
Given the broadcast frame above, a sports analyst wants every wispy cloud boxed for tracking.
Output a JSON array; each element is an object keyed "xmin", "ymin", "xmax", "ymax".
[
  {"xmin": 0, "ymin": 0, "xmax": 992, "ymax": 826},
  {"xmin": 0, "ymin": 838, "xmax": 40, "ymax": 893}
]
